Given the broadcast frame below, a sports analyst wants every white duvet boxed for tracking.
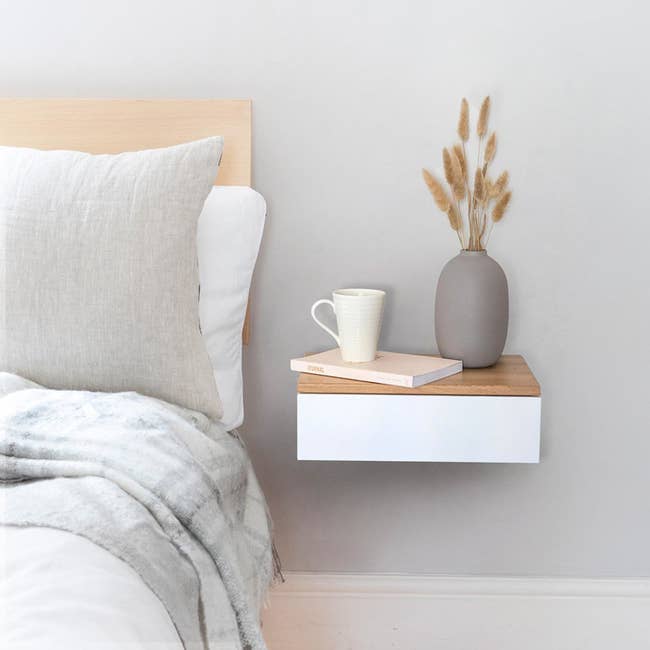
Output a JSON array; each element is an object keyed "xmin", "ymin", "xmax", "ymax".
[{"xmin": 2, "ymin": 526, "xmax": 182, "ymax": 649}]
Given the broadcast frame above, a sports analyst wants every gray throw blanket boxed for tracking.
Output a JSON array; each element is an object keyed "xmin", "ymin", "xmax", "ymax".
[{"xmin": 0, "ymin": 373, "xmax": 277, "ymax": 650}]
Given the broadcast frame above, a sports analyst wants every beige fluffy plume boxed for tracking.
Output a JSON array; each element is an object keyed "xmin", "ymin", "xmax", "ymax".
[
  {"xmin": 477, "ymin": 96, "xmax": 490, "ymax": 137},
  {"xmin": 453, "ymin": 144, "xmax": 467, "ymax": 179},
  {"xmin": 447, "ymin": 203, "xmax": 461, "ymax": 231},
  {"xmin": 443, "ymin": 148, "xmax": 465, "ymax": 200},
  {"xmin": 490, "ymin": 170, "xmax": 509, "ymax": 198},
  {"xmin": 449, "ymin": 150, "xmax": 465, "ymax": 200},
  {"xmin": 492, "ymin": 190, "xmax": 511, "ymax": 222},
  {"xmin": 484, "ymin": 132, "xmax": 496, "ymax": 164},
  {"xmin": 442, "ymin": 148, "xmax": 455, "ymax": 187},
  {"xmin": 422, "ymin": 168, "xmax": 451, "ymax": 213},
  {"xmin": 457, "ymin": 98, "xmax": 469, "ymax": 142},
  {"xmin": 474, "ymin": 169, "xmax": 485, "ymax": 202}
]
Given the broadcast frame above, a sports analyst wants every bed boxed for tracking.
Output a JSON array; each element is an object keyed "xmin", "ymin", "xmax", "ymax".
[{"xmin": 0, "ymin": 100, "xmax": 274, "ymax": 650}]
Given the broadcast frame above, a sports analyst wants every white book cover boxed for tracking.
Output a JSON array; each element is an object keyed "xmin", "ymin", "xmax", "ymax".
[{"xmin": 290, "ymin": 348, "xmax": 462, "ymax": 387}]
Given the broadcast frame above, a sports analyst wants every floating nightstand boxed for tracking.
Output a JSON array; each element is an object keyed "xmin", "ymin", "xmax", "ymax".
[{"xmin": 296, "ymin": 355, "xmax": 541, "ymax": 463}]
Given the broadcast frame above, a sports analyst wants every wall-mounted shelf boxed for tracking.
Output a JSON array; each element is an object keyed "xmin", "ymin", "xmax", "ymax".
[{"xmin": 296, "ymin": 355, "xmax": 541, "ymax": 463}]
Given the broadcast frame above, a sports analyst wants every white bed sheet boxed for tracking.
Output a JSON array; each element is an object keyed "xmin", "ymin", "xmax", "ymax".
[{"xmin": 1, "ymin": 526, "xmax": 182, "ymax": 650}]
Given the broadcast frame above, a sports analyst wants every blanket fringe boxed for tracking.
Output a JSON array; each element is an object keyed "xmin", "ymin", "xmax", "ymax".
[{"xmin": 272, "ymin": 542, "xmax": 284, "ymax": 585}]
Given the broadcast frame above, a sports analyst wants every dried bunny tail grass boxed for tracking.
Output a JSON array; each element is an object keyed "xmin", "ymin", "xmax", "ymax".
[
  {"xmin": 442, "ymin": 148, "xmax": 455, "ymax": 186},
  {"xmin": 447, "ymin": 203, "xmax": 462, "ymax": 231},
  {"xmin": 443, "ymin": 148, "xmax": 465, "ymax": 200},
  {"xmin": 477, "ymin": 96, "xmax": 490, "ymax": 137},
  {"xmin": 422, "ymin": 168, "xmax": 451, "ymax": 212},
  {"xmin": 457, "ymin": 98, "xmax": 469, "ymax": 142},
  {"xmin": 474, "ymin": 169, "xmax": 485, "ymax": 202},
  {"xmin": 453, "ymin": 144, "xmax": 467, "ymax": 179},
  {"xmin": 449, "ymin": 150, "xmax": 466, "ymax": 200},
  {"xmin": 492, "ymin": 190, "xmax": 511, "ymax": 222},
  {"xmin": 490, "ymin": 170, "xmax": 509, "ymax": 198},
  {"xmin": 484, "ymin": 132, "xmax": 496, "ymax": 164}
]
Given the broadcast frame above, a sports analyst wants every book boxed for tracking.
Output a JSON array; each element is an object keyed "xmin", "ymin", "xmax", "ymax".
[{"xmin": 290, "ymin": 348, "xmax": 463, "ymax": 388}]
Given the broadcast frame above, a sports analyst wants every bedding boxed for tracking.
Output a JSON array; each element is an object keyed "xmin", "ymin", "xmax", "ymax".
[
  {"xmin": 198, "ymin": 187, "xmax": 266, "ymax": 430},
  {"xmin": 0, "ymin": 373, "xmax": 275, "ymax": 650},
  {"xmin": 2, "ymin": 526, "xmax": 182, "ymax": 649},
  {"xmin": 0, "ymin": 138, "xmax": 223, "ymax": 419}
]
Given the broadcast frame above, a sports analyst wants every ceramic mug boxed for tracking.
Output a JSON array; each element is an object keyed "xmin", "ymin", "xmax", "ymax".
[{"xmin": 311, "ymin": 288, "xmax": 385, "ymax": 362}]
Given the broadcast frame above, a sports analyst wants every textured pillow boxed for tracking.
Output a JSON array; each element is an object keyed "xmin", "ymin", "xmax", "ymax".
[
  {"xmin": 0, "ymin": 137, "xmax": 224, "ymax": 419},
  {"xmin": 198, "ymin": 187, "xmax": 266, "ymax": 429}
]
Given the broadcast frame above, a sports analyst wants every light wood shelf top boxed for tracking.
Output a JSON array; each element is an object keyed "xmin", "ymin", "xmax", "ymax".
[{"xmin": 297, "ymin": 354, "xmax": 540, "ymax": 397}]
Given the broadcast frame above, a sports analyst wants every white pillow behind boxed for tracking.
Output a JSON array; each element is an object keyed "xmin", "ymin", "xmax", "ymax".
[{"xmin": 197, "ymin": 187, "xmax": 266, "ymax": 430}]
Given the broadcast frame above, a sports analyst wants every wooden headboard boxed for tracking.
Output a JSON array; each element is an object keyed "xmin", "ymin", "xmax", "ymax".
[{"xmin": 0, "ymin": 98, "xmax": 253, "ymax": 342}]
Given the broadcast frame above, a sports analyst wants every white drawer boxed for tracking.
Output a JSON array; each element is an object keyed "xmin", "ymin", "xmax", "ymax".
[{"xmin": 297, "ymin": 393, "xmax": 541, "ymax": 463}]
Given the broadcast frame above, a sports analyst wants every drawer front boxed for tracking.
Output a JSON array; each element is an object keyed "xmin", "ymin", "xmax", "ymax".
[{"xmin": 297, "ymin": 394, "xmax": 541, "ymax": 463}]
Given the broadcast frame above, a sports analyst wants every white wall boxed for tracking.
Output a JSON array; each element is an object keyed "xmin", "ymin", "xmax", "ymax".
[{"xmin": 2, "ymin": 0, "xmax": 649, "ymax": 576}]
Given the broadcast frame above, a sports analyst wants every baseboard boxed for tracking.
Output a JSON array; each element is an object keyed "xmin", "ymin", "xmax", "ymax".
[{"xmin": 262, "ymin": 572, "xmax": 650, "ymax": 650}]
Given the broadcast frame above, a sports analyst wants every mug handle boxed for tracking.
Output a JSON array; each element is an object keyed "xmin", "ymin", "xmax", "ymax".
[{"xmin": 310, "ymin": 299, "xmax": 340, "ymax": 346}]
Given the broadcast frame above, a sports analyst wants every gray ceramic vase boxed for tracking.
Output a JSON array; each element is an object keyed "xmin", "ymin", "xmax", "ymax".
[{"xmin": 435, "ymin": 250, "xmax": 508, "ymax": 368}]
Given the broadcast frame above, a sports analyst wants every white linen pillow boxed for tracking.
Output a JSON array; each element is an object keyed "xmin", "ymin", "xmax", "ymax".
[
  {"xmin": 0, "ymin": 138, "xmax": 223, "ymax": 419},
  {"xmin": 198, "ymin": 187, "xmax": 266, "ymax": 429}
]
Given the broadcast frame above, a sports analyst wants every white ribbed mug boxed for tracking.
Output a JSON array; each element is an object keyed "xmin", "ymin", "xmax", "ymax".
[{"xmin": 311, "ymin": 289, "xmax": 385, "ymax": 362}]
